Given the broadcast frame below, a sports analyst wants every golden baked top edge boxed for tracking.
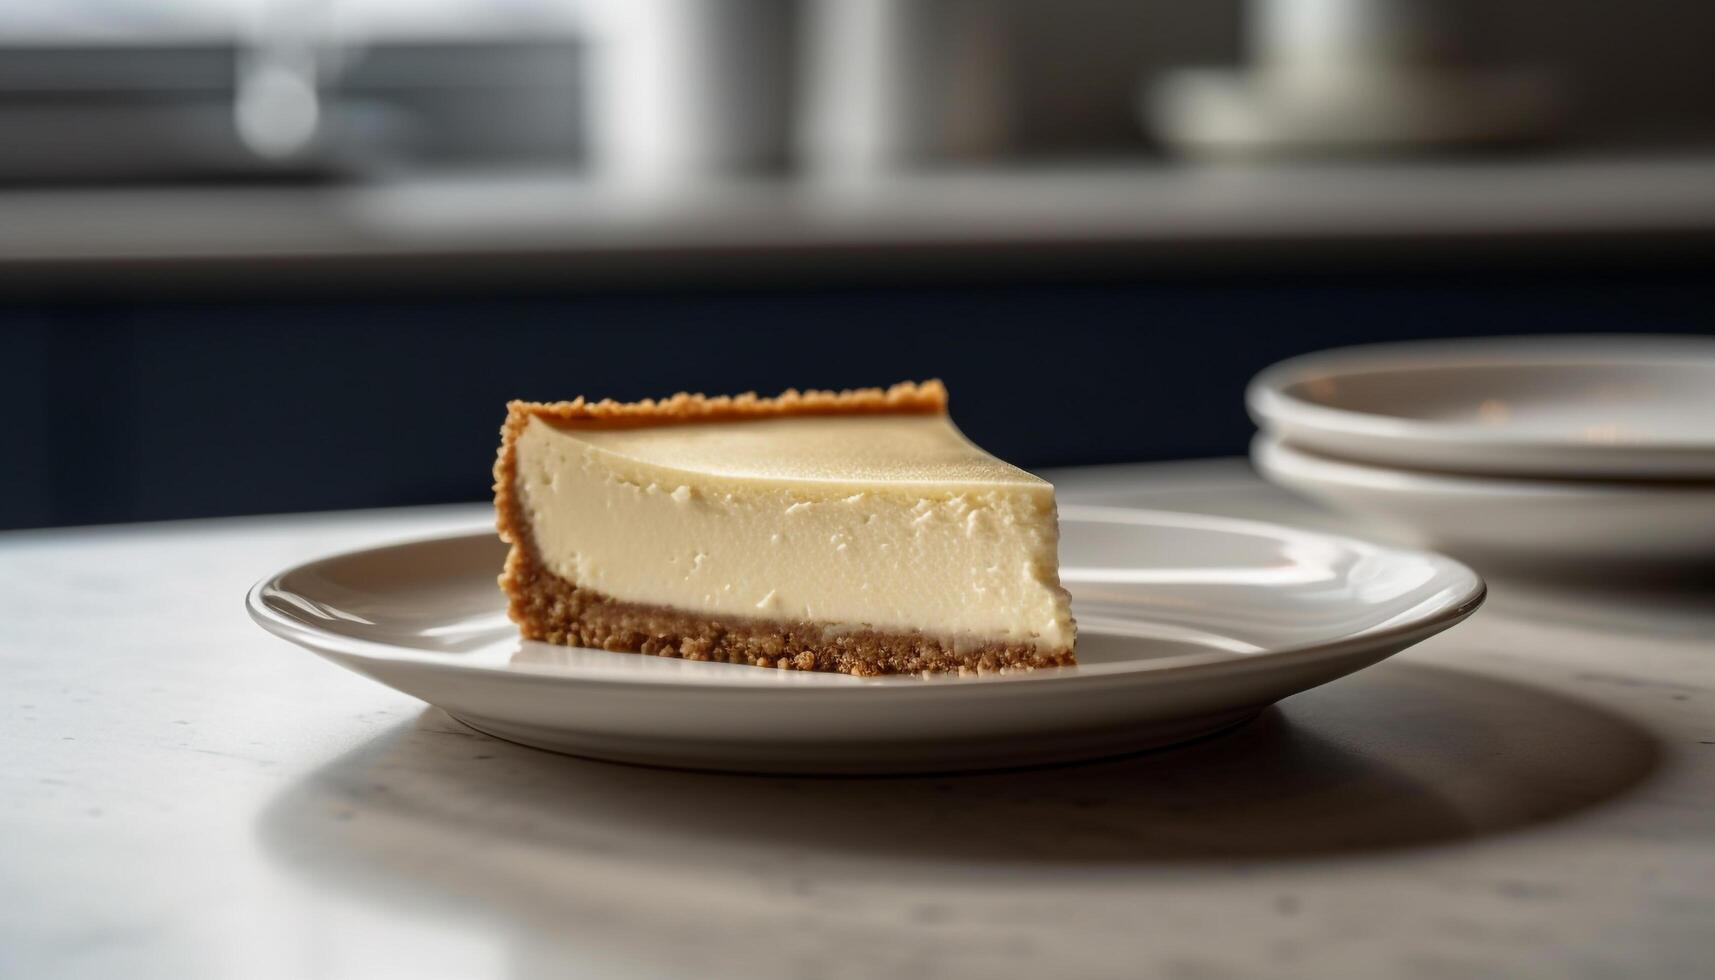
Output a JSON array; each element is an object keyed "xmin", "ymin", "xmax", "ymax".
[{"xmin": 505, "ymin": 379, "xmax": 947, "ymax": 430}]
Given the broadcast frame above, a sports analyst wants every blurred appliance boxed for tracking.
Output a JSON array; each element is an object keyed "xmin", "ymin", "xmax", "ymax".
[
  {"xmin": 584, "ymin": 0, "xmax": 797, "ymax": 183},
  {"xmin": 0, "ymin": 2, "xmax": 586, "ymax": 182},
  {"xmin": 1149, "ymin": 0, "xmax": 1560, "ymax": 156},
  {"xmin": 799, "ymin": 0, "xmax": 1011, "ymax": 176}
]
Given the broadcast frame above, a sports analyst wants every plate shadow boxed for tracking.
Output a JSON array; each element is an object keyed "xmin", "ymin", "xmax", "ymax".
[{"xmin": 260, "ymin": 660, "xmax": 1661, "ymax": 880}]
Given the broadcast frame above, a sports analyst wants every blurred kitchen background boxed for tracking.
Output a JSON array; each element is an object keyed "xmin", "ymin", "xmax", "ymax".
[{"xmin": 3, "ymin": 0, "xmax": 1712, "ymax": 530}]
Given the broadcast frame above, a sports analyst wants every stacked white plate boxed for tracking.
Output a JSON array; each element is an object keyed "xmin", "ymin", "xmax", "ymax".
[{"xmin": 1248, "ymin": 335, "xmax": 1715, "ymax": 570}]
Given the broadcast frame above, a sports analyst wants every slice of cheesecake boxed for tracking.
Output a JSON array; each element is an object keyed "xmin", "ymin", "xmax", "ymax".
[{"xmin": 493, "ymin": 381, "xmax": 1075, "ymax": 676}]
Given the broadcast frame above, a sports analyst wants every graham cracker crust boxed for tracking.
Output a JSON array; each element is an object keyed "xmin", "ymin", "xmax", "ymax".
[{"xmin": 499, "ymin": 547, "xmax": 1074, "ymax": 676}]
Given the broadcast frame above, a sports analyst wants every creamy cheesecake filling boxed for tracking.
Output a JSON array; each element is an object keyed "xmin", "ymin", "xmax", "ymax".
[{"xmin": 512, "ymin": 414, "xmax": 1075, "ymax": 651}]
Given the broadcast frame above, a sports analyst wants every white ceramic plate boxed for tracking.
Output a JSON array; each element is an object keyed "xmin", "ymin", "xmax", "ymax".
[
  {"xmin": 247, "ymin": 506, "xmax": 1484, "ymax": 774},
  {"xmin": 1255, "ymin": 435, "xmax": 1715, "ymax": 567},
  {"xmin": 1248, "ymin": 335, "xmax": 1715, "ymax": 478}
]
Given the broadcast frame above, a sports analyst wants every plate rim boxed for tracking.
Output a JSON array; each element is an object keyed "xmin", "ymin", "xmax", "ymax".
[
  {"xmin": 246, "ymin": 505, "xmax": 1487, "ymax": 697},
  {"xmin": 1247, "ymin": 334, "xmax": 1715, "ymax": 469}
]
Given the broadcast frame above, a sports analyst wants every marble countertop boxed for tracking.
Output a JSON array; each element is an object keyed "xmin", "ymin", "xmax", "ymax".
[{"xmin": 3, "ymin": 460, "xmax": 1711, "ymax": 979}]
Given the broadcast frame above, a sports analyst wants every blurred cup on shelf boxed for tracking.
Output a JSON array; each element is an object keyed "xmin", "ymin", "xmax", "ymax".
[
  {"xmin": 1254, "ymin": 0, "xmax": 1450, "ymax": 78},
  {"xmin": 1151, "ymin": 0, "xmax": 1559, "ymax": 156},
  {"xmin": 585, "ymin": 0, "xmax": 798, "ymax": 184},
  {"xmin": 235, "ymin": 0, "xmax": 331, "ymax": 163},
  {"xmin": 798, "ymin": 0, "xmax": 1011, "ymax": 177}
]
